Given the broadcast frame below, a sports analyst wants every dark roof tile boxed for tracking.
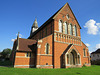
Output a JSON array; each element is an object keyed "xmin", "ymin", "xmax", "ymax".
[{"xmin": 17, "ymin": 38, "xmax": 37, "ymax": 52}]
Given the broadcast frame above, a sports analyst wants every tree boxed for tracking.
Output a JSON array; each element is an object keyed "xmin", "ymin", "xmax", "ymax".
[{"xmin": 1, "ymin": 48, "xmax": 12, "ymax": 59}]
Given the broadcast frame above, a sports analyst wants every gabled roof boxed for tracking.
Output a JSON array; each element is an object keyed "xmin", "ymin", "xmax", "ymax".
[
  {"xmin": 63, "ymin": 44, "xmax": 73, "ymax": 54},
  {"xmin": 17, "ymin": 38, "xmax": 37, "ymax": 52},
  {"xmin": 91, "ymin": 49, "xmax": 100, "ymax": 54},
  {"xmin": 53, "ymin": 3, "xmax": 81, "ymax": 29},
  {"xmin": 28, "ymin": 3, "xmax": 81, "ymax": 39},
  {"xmin": 63, "ymin": 44, "xmax": 80, "ymax": 55}
]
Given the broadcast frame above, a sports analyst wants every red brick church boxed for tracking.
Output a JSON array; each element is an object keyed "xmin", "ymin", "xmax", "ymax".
[{"xmin": 10, "ymin": 3, "xmax": 91, "ymax": 68}]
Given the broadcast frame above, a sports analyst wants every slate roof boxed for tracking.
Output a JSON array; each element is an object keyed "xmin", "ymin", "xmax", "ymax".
[
  {"xmin": 91, "ymin": 49, "xmax": 100, "ymax": 54},
  {"xmin": 17, "ymin": 38, "xmax": 37, "ymax": 52}
]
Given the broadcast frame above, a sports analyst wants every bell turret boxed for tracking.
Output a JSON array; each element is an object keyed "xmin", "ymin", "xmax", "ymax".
[{"xmin": 30, "ymin": 18, "xmax": 38, "ymax": 35}]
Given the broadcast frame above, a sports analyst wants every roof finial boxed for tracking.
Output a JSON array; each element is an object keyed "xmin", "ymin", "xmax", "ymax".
[
  {"xmin": 17, "ymin": 32, "xmax": 20, "ymax": 39},
  {"xmin": 17, "ymin": 32, "xmax": 20, "ymax": 50}
]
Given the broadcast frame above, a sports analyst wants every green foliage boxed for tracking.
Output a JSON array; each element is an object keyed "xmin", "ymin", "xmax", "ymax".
[
  {"xmin": 0, "ymin": 60, "xmax": 12, "ymax": 66},
  {"xmin": 0, "ymin": 66, "xmax": 100, "ymax": 75},
  {"xmin": 1, "ymin": 48, "xmax": 12, "ymax": 59}
]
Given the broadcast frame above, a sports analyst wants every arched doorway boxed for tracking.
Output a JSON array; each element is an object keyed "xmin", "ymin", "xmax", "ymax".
[
  {"xmin": 70, "ymin": 50, "xmax": 77, "ymax": 65},
  {"xmin": 65, "ymin": 48, "xmax": 81, "ymax": 68}
]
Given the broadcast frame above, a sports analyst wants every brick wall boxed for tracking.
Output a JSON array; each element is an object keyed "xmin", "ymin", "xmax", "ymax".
[
  {"xmin": 14, "ymin": 52, "xmax": 35, "ymax": 68},
  {"xmin": 13, "ymin": 3, "xmax": 91, "ymax": 68},
  {"xmin": 36, "ymin": 34, "xmax": 53, "ymax": 68}
]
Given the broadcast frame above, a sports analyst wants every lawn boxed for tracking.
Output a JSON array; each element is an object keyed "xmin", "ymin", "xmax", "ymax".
[{"xmin": 0, "ymin": 65, "xmax": 100, "ymax": 75}]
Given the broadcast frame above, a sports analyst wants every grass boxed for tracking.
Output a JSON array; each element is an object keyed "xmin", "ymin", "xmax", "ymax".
[{"xmin": 0, "ymin": 65, "xmax": 100, "ymax": 75}]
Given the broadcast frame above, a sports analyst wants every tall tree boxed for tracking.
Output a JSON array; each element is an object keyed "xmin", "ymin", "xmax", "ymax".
[{"xmin": 1, "ymin": 48, "xmax": 12, "ymax": 59}]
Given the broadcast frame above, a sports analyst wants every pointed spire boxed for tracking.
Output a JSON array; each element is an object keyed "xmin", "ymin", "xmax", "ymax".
[{"xmin": 32, "ymin": 18, "xmax": 38, "ymax": 28}]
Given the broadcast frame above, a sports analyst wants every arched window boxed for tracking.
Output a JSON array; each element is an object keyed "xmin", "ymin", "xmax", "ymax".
[
  {"xmin": 83, "ymin": 48, "xmax": 86, "ymax": 56},
  {"xmin": 64, "ymin": 22, "xmax": 68, "ymax": 34},
  {"xmin": 67, "ymin": 54, "xmax": 69, "ymax": 64},
  {"xmin": 70, "ymin": 24, "xmax": 73, "ymax": 35},
  {"xmin": 66, "ymin": 14, "xmax": 70, "ymax": 19},
  {"xmin": 59, "ymin": 20, "xmax": 63, "ymax": 33},
  {"xmin": 46, "ymin": 43, "xmax": 49, "ymax": 54},
  {"xmin": 74, "ymin": 25, "xmax": 77, "ymax": 36}
]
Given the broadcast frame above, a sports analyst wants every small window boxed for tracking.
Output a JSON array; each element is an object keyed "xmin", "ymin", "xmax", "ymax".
[
  {"xmin": 59, "ymin": 20, "xmax": 63, "ymax": 33},
  {"xmin": 66, "ymin": 14, "xmax": 70, "ymax": 19},
  {"xmin": 46, "ymin": 43, "xmax": 49, "ymax": 54},
  {"xmin": 83, "ymin": 49, "xmax": 86, "ymax": 56},
  {"xmin": 64, "ymin": 22, "xmax": 68, "ymax": 34},
  {"xmin": 26, "ymin": 52, "xmax": 31, "ymax": 57},
  {"xmin": 74, "ymin": 25, "xmax": 77, "ymax": 36},
  {"xmin": 70, "ymin": 24, "xmax": 73, "ymax": 35},
  {"xmin": 26, "ymin": 53, "xmax": 28, "ymax": 57}
]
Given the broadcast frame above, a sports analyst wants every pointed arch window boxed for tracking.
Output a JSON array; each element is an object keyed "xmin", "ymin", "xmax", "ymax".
[
  {"xmin": 70, "ymin": 24, "xmax": 73, "ymax": 35},
  {"xmin": 67, "ymin": 54, "xmax": 69, "ymax": 64},
  {"xmin": 64, "ymin": 22, "xmax": 68, "ymax": 34},
  {"xmin": 74, "ymin": 25, "xmax": 77, "ymax": 36},
  {"xmin": 45, "ymin": 43, "xmax": 49, "ymax": 54},
  {"xmin": 59, "ymin": 20, "xmax": 63, "ymax": 33},
  {"xmin": 83, "ymin": 48, "xmax": 86, "ymax": 56}
]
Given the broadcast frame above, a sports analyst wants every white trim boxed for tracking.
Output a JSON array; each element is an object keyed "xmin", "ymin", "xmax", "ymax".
[
  {"xmin": 54, "ymin": 41, "xmax": 82, "ymax": 46},
  {"xmin": 66, "ymin": 64, "xmax": 71, "ymax": 66},
  {"xmin": 54, "ymin": 40, "xmax": 81, "ymax": 46},
  {"xmin": 36, "ymin": 65, "xmax": 53, "ymax": 67},
  {"xmin": 66, "ymin": 64, "xmax": 81, "ymax": 66},
  {"xmin": 38, "ymin": 40, "xmax": 42, "ymax": 43},
  {"xmin": 16, "ymin": 56, "xmax": 35, "ymax": 58},
  {"xmin": 37, "ymin": 54, "xmax": 52, "ymax": 56},
  {"xmin": 37, "ymin": 44, "xmax": 41, "ymax": 48},
  {"xmin": 54, "ymin": 30, "xmax": 81, "ymax": 38},
  {"xmin": 16, "ymin": 56, "xmax": 27, "ymax": 58},
  {"xmin": 14, "ymin": 65, "xmax": 34, "ymax": 67}
]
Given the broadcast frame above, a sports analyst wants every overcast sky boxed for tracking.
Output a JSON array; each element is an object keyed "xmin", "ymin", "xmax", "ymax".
[{"xmin": 0, "ymin": 0, "xmax": 100, "ymax": 52}]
